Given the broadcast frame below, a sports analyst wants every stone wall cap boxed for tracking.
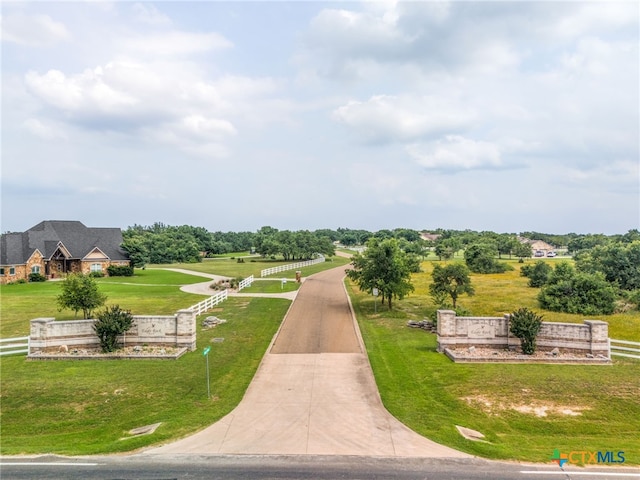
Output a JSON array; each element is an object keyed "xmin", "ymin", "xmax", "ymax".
[
  {"xmin": 583, "ymin": 319, "xmax": 608, "ymax": 325},
  {"xmin": 31, "ymin": 317, "xmax": 56, "ymax": 323}
]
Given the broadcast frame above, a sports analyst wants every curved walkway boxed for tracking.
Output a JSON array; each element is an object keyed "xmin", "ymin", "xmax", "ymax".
[{"xmin": 145, "ymin": 265, "xmax": 468, "ymax": 457}]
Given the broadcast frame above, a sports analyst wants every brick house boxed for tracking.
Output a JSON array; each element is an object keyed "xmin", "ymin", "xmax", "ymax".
[{"xmin": 0, "ymin": 221, "xmax": 130, "ymax": 284}]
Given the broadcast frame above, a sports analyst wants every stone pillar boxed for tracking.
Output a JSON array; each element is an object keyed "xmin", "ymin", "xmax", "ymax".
[
  {"xmin": 29, "ymin": 318, "xmax": 55, "ymax": 353},
  {"xmin": 175, "ymin": 309, "xmax": 196, "ymax": 351},
  {"xmin": 585, "ymin": 320, "xmax": 609, "ymax": 357},
  {"xmin": 436, "ymin": 310, "xmax": 457, "ymax": 352}
]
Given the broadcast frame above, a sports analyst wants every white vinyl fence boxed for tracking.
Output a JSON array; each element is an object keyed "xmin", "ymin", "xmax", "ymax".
[
  {"xmin": 238, "ymin": 275, "xmax": 254, "ymax": 291},
  {"xmin": 260, "ymin": 255, "xmax": 325, "ymax": 278},
  {"xmin": 0, "ymin": 336, "xmax": 29, "ymax": 356},
  {"xmin": 187, "ymin": 290, "xmax": 228, "ymax": 316},
  {"xmin": 610, "ymin": 338, "xmax": 640, "ymax": 360}
]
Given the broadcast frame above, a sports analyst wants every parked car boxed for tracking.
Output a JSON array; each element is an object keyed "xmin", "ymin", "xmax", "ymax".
[
  {"xmin": 547, "ymin": 251, "xmax": 557, "ymax": 257},
  {"xmin": 534, "ymin": 250, "xmax": 544, "ymax": 257}
]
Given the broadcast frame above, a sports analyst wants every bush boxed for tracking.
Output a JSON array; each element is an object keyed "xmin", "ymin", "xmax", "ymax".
[
  {"xmin": 538, "ymin": 270, "xmax": 616, "ymax": 315},
  {"xmin": 94, "ymin": 305, "xmax": 134, "ymax": 353},
  {"xmin": 28, "ymin": 273, "xmax": 47, "ymax": 282},
  {"xmin": 89, "ymin": 271, "xmax": 105, "ymax": 278},
  {"xmin": 107, "ymin": 265, "xmax": 134, "ymax": 277},
  {"xmin": 520, "ymin": 261, "xmax": 552, "ymax": 287},
  {"xmin": 509, "ymin": 307, "xmax": 543, "ymax": 355}
]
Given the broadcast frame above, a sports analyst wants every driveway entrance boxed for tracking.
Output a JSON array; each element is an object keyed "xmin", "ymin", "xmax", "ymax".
[{"xmin": 146, "ymin": 266, "xmax": 468, "ymax": 457}]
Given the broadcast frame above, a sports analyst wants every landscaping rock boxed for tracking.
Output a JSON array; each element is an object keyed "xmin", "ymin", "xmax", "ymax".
[
  {"xmin": 203, "ymin": 316, "xmax": 227, "ymax": 329},
  {"xmin": 406, "ymin": 320, "xmax": 436, "ymax": 332},
  {"xmin": 551, "ymin": 347, "xmax": 560, "ymax": 356}
]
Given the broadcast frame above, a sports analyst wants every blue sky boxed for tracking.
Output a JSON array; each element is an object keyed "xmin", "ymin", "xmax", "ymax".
[{"xmin": 2, "ymin": 1, "xmax": 638, "ymax": 234}]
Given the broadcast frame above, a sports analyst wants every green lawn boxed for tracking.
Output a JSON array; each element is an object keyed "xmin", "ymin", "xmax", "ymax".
[
  {"xmin": 2, "ymin": 256, "xmax": 638, "ymax": 463},
  {"xmin": 241, "ymin": 279, "xmax": 300, "ymax": 294},
  {"xmin": 155, "ymin": 255, "xmax": 350, "ymax": 279},
  {"xmin": 346, "ymin": 257, "xmax": 640, "ymax": 465},
  {"xmin": 0, "ymin": 270, "xmax": 206, "ymax": 338},
  {"xmin": 0, "ymin": 296, "xmax": 289, "ymax": 455}
]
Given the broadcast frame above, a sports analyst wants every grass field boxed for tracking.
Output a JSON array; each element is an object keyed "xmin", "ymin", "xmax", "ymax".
[
  {"xmin": 0, "ymin": 295, "xmax": 290, "ymax": 455},
  {"xmin": 241, "ymin": 279, "xmax": 300, "ymax": 294},
  {"xmin": 0, "ymin": 270, "xmax": 206, "ymax": 338},
  {"xmin": 1, "ymin": 255, "xmax": 638, "ymax": 462},
  {"xmin": 154, "ymin": 254, "xmax": 350, "ymax": 280},
  {"xmin": 347, "ymin": 258, "xmax": 640, "ymax": 465}
]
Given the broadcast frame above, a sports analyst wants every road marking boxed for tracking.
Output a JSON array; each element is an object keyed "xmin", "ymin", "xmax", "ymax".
[
  {"xmin": 521, "ymin": 471, "xmax": 640, "ymax": 477},
  {"xmin": 0, "ymin": 462, "xmax": 99, "ymax": 466}
]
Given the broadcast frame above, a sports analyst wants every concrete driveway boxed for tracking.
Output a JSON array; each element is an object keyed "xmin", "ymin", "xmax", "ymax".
[{"xmin": 145, "ymin": 265, "xmax": 468, "ymax": 457}]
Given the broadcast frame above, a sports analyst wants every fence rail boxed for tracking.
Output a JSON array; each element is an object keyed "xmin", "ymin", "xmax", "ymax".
[
  {"xmin": 187, "ymin": 290, "xmax": 228, "ymax": 316},
  {"xmin": 610, "ymin": 338, "xmax": 640, "ymax": 360},
  {"xmin": 260, "ymin": 255, "xmax": 325, "ymax": 278},
  {"xmin": 0, "ymin": 336, "xmax": 29, "ymax": 356},
  {"xmin": 238, "ymin": 275, "xmax": 254, "ymax": 292}
]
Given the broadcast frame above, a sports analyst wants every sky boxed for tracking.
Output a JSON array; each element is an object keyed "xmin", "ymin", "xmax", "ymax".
[{"xmin": 1, "ymin": 1, "xmax": 639, "ymax": 235}]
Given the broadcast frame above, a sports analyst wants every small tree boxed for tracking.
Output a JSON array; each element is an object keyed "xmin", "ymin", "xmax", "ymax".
[
  {"xmin": 464, "ymin": 243, "xmax": 512, "ymax": 273},
  {"xmin": 509, "ymin": 307, "xmax": 543, "ymax": 355},
  {"xmin": 429, "ymin": 263, "xmax": 474, "ymax": 309},
  {"xmin": 94, "ymin": 305, "xmax": 133, "ymax": 353},
  {"xmin": 520, "ymin": 260, "xmax": 552, "ymax": 287},
  {"xmin": 57, "ymin": 273, "xmax": 107, "ymax": 319},
  {"xmin": 347, "ymin": 238, "xmax": 414, "ymax": 310},
  {"xmin": 513, "ymin": 242, "xmax": 533, "ymax": 263}
]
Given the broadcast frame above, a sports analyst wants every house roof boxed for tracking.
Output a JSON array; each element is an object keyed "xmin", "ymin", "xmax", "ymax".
[{"xmin": 0, "ymin": 220, "xmax": 129, "ymax": 265}]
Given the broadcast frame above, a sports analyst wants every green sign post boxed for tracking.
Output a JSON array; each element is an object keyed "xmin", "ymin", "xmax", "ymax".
[{"xmin": 203, "ymin": 346, "xmax": 211, "ymax": 399}]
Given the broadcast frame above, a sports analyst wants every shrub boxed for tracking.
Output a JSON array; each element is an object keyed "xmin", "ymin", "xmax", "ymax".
[
  {"xmin": 509, "ymin": 307, "xmax": 543, "ymax": 355},
  {"xmin": 107, "ymin": 265, "xmax": 134, "ymax": 277},
  {"xmin": 89, "ymin": 271, "xmax": 105, "ymax": 278},
  {"xmin": 28, "ymin": 273, "xmax": 47, "ymax": 282},
  {"xmin": 520, "ymin": 261, "xmax": 552, "ymax": 287},
  {"xmin": 94, "ymin": 305, "xmax": 134, "ymax": 353},
  {"xmin": 538, "ymin": 270, "xmax": 616, "ymax": 315}
]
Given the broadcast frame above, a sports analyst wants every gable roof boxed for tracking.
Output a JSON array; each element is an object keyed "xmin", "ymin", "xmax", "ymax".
[{"xmin": 1, "ymin": 221, "xmax": 129, "ymax": 265}]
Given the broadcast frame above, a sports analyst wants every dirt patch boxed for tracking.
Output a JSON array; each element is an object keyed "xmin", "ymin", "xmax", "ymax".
[{"xmin": 462, "ymin": 394, "xmax": 590, "ymax": 417}]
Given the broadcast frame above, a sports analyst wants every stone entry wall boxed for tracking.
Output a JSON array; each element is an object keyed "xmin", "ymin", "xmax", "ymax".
[
  {"xmin": 436, "ymin": 310, "xmax": 609, "ymax": 356},
  {"xmin": 29, "ymin": 309, "xmax": 196, "ymax": 354}
]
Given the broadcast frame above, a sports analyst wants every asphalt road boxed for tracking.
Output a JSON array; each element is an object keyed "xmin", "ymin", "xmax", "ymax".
[{"xmin": 3, "ymin": 455, "xmax": 639, "ymax": 480}]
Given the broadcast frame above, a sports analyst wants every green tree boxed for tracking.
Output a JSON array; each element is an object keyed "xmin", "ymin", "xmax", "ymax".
[
  {"xmin": 57, "ymin": 273, "xmax": 107, "ymax": 319},
  {"xmin": 575, "ymin": 241, "xmax": 640, "ymax": 291},
  {"xmin": 429, "ymin": 263, "xmax": 474, "ymax": 309},
  {"xmin": 509, "ymin": 307, "xmax": 543, "ymax": 355},
  {"xmin": 520, "ymin": 260, "xmax": 553, "ymax": 287},
  {"xmin": 434, "ymin": 237, "xmax": 461, "ymax": 261},
  {"xmin": 464, "ymin": 243, "xmax": 512, "ymax": 273},
  {"xmin": 513, "ymin": 242, "xmax": 533, "ymax": 262},
  {"xmin": 496, "ymin": 234, "xmax": 519, "ymax": 258},
  {"xmin": 94, "ymin": 305, "xmax": 134, "ymax": 353},
  {"xmin": 347, "ymin": 238, "xmax": 415, "ymax": 310},
  {"xmin": 538, "ymin": 267, "xmax": 616, "ymax": 315}
]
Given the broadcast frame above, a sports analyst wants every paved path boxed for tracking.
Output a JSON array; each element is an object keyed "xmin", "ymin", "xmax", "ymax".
[{"xmin": 145, "ymin": 265, "xmax": 468, "ymax": 457}]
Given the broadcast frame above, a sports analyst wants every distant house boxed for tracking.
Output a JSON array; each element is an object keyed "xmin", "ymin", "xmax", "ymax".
[
  {"xmin": 420, "ymin": 233, "xmax": 441, "ymax": 242},
  {"xmin": 517, "ymin": 237, "xmax": 555, "ymax": 256},
  {"xmin": 0, "ymin": 220, "xmax": 130, "ymax": 284}
]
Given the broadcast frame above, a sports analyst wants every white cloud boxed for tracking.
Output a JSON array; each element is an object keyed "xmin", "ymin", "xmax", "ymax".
[
  {"xmin": 25, "ymin": 67, "xmax": 137, "ymax": 115},
  {"xmin": 407, "ymin": 136, "xmax": 503, "ymax": 171},
  {"xmin": 1, "ymin": 13, "xmax": 71, "ymax": 47},
  {"xmin": 333, "ymin": 94, "xmax": 475, "ymax": 143},
  {"xmin": 131, "ymin": 3, "xmax": 171, "ymax": 25}
]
